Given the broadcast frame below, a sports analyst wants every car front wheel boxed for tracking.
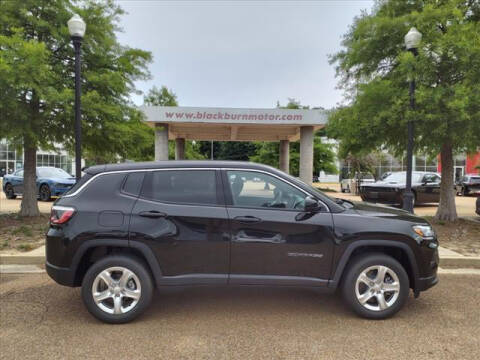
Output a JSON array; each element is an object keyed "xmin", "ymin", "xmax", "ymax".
[
  {"xmin": 81, "ymin": 255, "xmax": 153, "ymax": 324},
  {"xmin": 342, "ymin": 253, "xmax": 409, "ymax": 319},
  {"xmin": 39, "ymin": 184, "xmax": 51, "ymax": 201}
]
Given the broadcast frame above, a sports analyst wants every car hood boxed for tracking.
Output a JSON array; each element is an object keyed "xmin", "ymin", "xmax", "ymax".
[{"xmin": 344, "ymin": 201, "xmax": 429, "ymax": 224}]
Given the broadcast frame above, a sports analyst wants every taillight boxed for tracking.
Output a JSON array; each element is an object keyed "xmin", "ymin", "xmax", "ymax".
[{"xmin": 50, "ymin": 206, "xmax": 75, "ymax": 225}]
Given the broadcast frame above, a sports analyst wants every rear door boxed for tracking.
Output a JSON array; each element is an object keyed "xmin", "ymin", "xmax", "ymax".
[
  {"xmin": 129, "ymin": 169, "xmax": 230, "ymax": 285},
  {"xmin": 223, "ymin": 169, "xmax": 335, "ymax": 286}
]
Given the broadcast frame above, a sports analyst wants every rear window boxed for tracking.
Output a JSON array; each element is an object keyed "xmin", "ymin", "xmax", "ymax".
[{"xmin": 141, "ymin": 170, "xmax": 217, "ymax": 205}]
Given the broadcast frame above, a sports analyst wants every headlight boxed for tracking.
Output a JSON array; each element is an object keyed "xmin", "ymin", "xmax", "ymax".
[{"xmin": 412, "ymin": 225, "xmax": 435, "ymax": 239}]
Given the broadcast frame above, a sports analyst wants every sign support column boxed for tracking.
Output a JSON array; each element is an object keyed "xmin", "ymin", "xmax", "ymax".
[{"xmin": 299, "ymin": 126, "xmax": 314, "ymax": 184}]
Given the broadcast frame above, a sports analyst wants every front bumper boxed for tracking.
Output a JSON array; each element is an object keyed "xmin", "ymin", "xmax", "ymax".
[
  {"xmin": 51, "ymin": 186, "xmax": 72, "ymax": 196},
  {"xmin": 416, "ymin": 273, "xmax": 438, "ymax": 292},
  {"xmin": 46, "ymin": 261, "xmax": 76, "ymax": 287}
]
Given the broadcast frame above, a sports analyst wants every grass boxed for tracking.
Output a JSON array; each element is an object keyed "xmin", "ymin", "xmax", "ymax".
[{"xmin": 0, "ymin": 213, "xmax": 50, "ymax": 252}]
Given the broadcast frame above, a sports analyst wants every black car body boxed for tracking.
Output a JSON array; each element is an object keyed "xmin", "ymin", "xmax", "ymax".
[
  {"xmin": 46, "ymin": 161, "xmax": 438, "ymax": 323},
  {"xmin": 476, "ymin": 197, "xmax": 480, "ymax": 216},
  {"xmin": 360, "ymin": 171, "xmax": 441, "ymax": 207},
  {"xmin": 455, "ymin": 174, "xmax": 480, "ymax": 196}
]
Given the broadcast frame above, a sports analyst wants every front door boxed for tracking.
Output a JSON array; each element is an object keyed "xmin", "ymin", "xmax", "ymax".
[
  {"xmin": 223, "ymin": 170, "xmax": 335, "ymax": 286},
  {"xmin": 129, "ymin": 169, "xmax": 230, "ymax": 285}
]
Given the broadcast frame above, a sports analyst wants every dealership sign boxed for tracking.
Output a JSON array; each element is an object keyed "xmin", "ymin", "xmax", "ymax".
[{"xmin": 140, "ymin": 106, "xmax": 328, "ymax": 125}]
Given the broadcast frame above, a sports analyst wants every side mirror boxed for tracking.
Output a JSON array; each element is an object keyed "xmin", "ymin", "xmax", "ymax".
[{"xmin": 304, "ymin": 196, "xmax": 320, "ymax": 213}]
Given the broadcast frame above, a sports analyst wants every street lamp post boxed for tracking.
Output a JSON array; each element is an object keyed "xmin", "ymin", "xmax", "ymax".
[
  {"xmin": 403, "ymin": 27, "xmax": 422, "ymax": 213},
  {"xmin": 68, "ymin": 14, "xmax": 86, "ymax": 181}
]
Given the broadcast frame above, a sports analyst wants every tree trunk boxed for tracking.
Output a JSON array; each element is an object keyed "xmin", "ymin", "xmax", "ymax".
[
  {"xmin": 20, "ymin": 137, "xmax": 40, "ymax": 217},
  {"xmin": 435, "ymin": 142, "xmax": 457, "ymax": 221}
]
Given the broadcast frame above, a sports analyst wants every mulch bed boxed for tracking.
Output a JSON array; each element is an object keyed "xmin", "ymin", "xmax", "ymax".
[
  {"xmin": 428, "ymin": 217, "xmax": 480, "ymax": 256},
  {"xmin": 0, "ymin": 213, "xmax": 50, "ymax": 252}
]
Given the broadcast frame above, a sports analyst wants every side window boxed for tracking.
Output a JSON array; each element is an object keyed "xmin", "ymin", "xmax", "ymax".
[
  {"xmin": 141, "ymin": 170, "xmax": 217, "ymax": 205},
  {"xmin": 122, "ymin": 172, "xmax": 145, "ymax": 196},
  {"xmin": 226, "ymin": 170, "xmax": 306, "ymax": 210},
  {"xmin": 15, "ymin": 170, "xmax": 24, "ymax": 177}
]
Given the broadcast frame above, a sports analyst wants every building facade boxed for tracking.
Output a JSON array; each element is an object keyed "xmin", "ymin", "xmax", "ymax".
[{"xmin": 0, "ymin": 139, "xmax": 76, "ymax": 178}]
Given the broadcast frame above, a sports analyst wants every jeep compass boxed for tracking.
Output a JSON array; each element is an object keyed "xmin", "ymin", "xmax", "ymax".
[{"xmin": 46, "ymin": 161, "xmax": 438, "ymax": 323}]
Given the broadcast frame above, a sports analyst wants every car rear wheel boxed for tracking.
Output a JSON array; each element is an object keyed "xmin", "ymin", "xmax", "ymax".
[
  {"xmin": 39, "ymin": 184, "xmax": 51, "ymax": 201},
  {"xmin": 342, "ymin": 253, "xmax": 409, "ymax": 319},
  {"xmin": 81, "ymin": 255, "xmax": 153, "ymax": 324},
  {"xmin": 5, "ymin": 184, "xmax": 16, "ymax": 199}
]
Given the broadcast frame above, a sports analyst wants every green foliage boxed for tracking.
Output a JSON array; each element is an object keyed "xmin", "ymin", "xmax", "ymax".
[
  {"xmin": 0, "ymin": 0, "xmax": 152, "ymax": 155},
  {"xmin": 328, "ymin": 0, "xmax": 480, "ymax": 156},
  {"xmin": 0, "ymin": 0, "xmax": 153, "ymax": 214},
  {"xmin": 328, "ymin": 0, "xmax": 480, "ymax": 220},
  {"xmin": 144, "ymin": 86, "xmax": 178, "ymax": 106}
]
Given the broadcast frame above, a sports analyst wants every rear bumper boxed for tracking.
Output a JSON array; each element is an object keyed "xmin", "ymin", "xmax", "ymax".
[{"xmin": 46, "ymin": 261, "xmax": 76, "ymax": 287}]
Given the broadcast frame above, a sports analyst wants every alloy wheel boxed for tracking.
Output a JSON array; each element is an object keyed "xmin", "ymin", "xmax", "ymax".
[
  {"xmin": 355, "ymin": 265, "xmax": 400, "ymax": 311},
  {"xmin": 91, "ymin": 266, "xmax": 142, "ymax": 315}
]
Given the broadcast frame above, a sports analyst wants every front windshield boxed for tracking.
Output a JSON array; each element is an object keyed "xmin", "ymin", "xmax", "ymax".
[
  {"xmin": 37, "ymin": 167, "xmax": 72, "ymax": 179},
  {"xmin": 382, "ymin": 172, "xmax": 423, "ymax": 183}
]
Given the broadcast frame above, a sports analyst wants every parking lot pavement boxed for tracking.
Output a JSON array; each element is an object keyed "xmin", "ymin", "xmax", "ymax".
[
  {"xmin": 0, "ymin": 192, "xmax": 52, "ymax": 213},
  {"xmin": 1, "ymin": 274, "xmax": 479, "ymax": 360}
]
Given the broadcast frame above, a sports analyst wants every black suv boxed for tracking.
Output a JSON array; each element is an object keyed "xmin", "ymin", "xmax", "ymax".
[{"xmin": 46, "ymin": 161, "xmax": 438, "ymax": 323}]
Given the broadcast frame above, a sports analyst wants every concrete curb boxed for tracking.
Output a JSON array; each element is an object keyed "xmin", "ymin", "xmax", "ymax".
[{"xmin": 1, "ymin": 245, "xmax": 480, "ymax": 269}]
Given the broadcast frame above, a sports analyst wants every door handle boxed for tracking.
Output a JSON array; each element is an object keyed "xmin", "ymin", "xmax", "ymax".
[
  {"xmin": 233, "ymin": 216, "xmax": 262, "ymax": 224},
  {"xmin": 139, "ymin": 210, "xmax": 167, "ymax": 218}
]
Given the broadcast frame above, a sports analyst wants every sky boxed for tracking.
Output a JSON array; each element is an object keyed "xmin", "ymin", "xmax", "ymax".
[{"xmin": 116, "ymin": 0, "xmax": 374, "ymax": 109}]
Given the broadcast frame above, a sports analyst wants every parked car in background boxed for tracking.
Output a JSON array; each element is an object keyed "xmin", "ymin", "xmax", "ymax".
[
  {"xmin": 46, "ymin": 161, "xmax": 438, "ymax": 323},
  {"xmin": 476, "ymin": 197, "xmax": 480, "ymax": 216},
  {"xmin": 360, "ymin": 171, "xmax": 441, "ymax": 207},
  {"xmin": 340, "ymin": 172, "xmax": 375, "ymax": 193},
  {"xmin": 2, "ymin": 167, "xmax": 76, "ymax": 201},
  {"xmin": 455, "ymin": 174, "xmax": 480, "ymax": 196}
]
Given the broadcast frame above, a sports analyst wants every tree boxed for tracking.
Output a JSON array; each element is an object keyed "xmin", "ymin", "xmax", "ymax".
[
  {"xmin": 328, "ymin": 0, "xmax": 480, "ymax": 221},
  {"xmin": 0, "ymin": 0, "xmax": 152, "ymax": 216},
  {"xmin": 251, "ymin": 99, "xmax": 337, "ymax": 176},
  {"xmin": 144, "ymin": 86, "xmax": 178, "ymax": 107}
]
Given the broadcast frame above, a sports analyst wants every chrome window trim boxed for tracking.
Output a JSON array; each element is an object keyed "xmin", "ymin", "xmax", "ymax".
[{"xmin": 62, "ymin": 167, "xmax": 330, "ymax": 212}]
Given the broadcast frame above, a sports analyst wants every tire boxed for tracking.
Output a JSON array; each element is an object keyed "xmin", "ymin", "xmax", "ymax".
[
  {"xmin": 399, "ymin": 192, "xmax": 416, "ymax": 208},
  {"xmin": 462, "ymin": 187, "xmax": 469, "ymax": 196},
  {"xmin": 81, "ymin": 255, "xmax": 153, "ymax": 324},
  {"xmin": 39, "ymin": 184, "xmax": 51, "ymax": 201},
  {"xmin": 4, "ymin": 184, "xmax": 16, "ymax": 199},
  {"xmin": 341, "ymin": 253, "xmax": 409, "ymax": 319}
]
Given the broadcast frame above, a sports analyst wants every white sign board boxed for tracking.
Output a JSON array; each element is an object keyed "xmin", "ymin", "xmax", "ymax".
[{"xmin": 140, "ymin": 106, "xmax": 328, "ymax": 125}]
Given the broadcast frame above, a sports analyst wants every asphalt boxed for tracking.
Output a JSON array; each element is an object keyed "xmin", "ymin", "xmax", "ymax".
[{"xmin": 1, "ymin": 273, "xmax": 479, "ymax": 360}]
